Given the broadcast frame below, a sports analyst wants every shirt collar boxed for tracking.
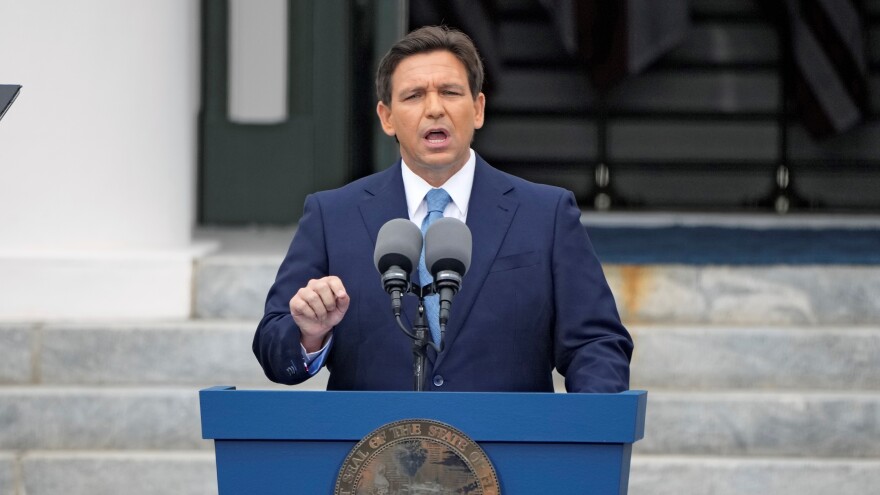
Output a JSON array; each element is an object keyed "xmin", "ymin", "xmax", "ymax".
[{"xmin": 401, "ymin": 149, "xmax": 475, "ymax": 219}]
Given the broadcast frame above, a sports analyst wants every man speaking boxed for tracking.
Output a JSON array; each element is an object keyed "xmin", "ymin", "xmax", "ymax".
[{"xmin": 253, "ymin": 26, "xmax": 632, "ymax": 393}]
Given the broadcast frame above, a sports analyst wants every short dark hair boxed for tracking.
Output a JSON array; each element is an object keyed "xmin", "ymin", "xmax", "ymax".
[{"xmin": 376, "ymin": 25, "xmax": 484, "ymax": 106}]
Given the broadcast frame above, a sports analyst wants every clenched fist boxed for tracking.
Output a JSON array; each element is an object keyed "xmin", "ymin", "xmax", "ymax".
[{"xmin": 290, "ymin": 276, "xmax": 350, "ymax": 352}]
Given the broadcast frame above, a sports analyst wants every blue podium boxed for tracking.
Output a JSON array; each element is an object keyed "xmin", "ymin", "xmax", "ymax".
[{"xmin": 200, "ymin": 386, "xmax": 647, "ymax": 494}]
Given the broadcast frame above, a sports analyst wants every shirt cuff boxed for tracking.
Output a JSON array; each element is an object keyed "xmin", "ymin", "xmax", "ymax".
[{"xmin": 300, "ymin": 334, "xmax": 333, "ymax": 376}]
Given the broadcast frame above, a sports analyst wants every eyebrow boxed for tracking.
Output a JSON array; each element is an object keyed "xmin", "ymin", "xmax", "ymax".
[
  {"xmin": 438, "ymin": 83, "xmax": 466, "ymax": 92},
  {"xmin": 396, "ymin": 82, "xmax": 466, "ymax": 98}
]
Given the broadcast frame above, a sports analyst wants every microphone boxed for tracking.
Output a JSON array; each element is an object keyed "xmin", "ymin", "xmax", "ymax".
[
  {"xmin": 373, "ymin": 218, "xmax": 423, "ymax": 316},
  {"xmin": 424, "ymin": 217, "xmax": 472, "ymax": 328}
]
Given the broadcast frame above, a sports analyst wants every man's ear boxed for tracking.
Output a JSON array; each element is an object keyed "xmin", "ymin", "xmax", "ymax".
[
  {"xmin": 376, "ymin": 101, "xmax": 396, "ymax": 137},
  {"xmin": 473, "ymin": 92, "xmax": 486, "ymax": 130}
]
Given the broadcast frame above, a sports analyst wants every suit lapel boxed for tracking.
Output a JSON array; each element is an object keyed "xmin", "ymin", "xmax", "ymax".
[
  {"xmin": 357, "ymin": 162, "xmax": 422, "ymax": 338},
  {"xmin": 358, "ymin": 162, "xmax": 409, "ymax": 246},
  {"xmin": 432, "ymin": 157, "xmax": 518, "ymax": 369}
]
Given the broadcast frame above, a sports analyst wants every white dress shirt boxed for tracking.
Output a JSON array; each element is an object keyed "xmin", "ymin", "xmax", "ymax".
[{"xmin": 401, "ymin": 148, "xmax": 476, "ymax": 225}]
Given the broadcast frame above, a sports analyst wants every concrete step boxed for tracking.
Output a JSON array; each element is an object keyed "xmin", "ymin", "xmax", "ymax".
[
  {"xmin": 2, "ymin": 451, "xmax": 879, "ymax": 495},
  {"xmin": 476, "ymin": 115, "xmax": 597, "ymax": 162},
  {"xmin": 629, "ymin": 455, "xmax": 880, "ymax": 495},
  {"xmin": 0, "ymin": 321, "xmax": 328, "ymax": 388},
  {"xmin": 0, "ymin": 324, "xmax": 30, "ymax": 384},
  {"xmin": 636, "ymin": 391, "xmax": 880, "ymax": 458},
  {"xmin": 630, "ymin": 325, "xmax": 880, "ymax": 391},
  {"xmin": 606, "ymin": 264, "xmax": 880, "ymax": 326},
  {"xmin": 194, "ymin": 240, "xmax": 880, "ymax": 324},
  {"xmin": 490, "ymin": 68, "xmax": 779, "ymax": 115},
  {"xmin": 0, "ymin": 451, "xmax": 216, "ymax": 495},
  {"xmin": 3, "ymin": 322, "xmax": 878, "ymax": 391},
  {"xmin": 2, "ymin": 387, "xmax": 878, "ymax": 457},
  {"xmin": 490, "ymin": 68, "xmax": 594, "ymax": 113},
  {"xmin": 0, "ymin": 452, "xmax": 13, "ymax": 495},
  {"xmin": 498, "ymin": 20, "xmax": 569, "ymax": 64},
  {"xmin": 0, "ymin": 387, "xmax": 208, "ymax": 451},
  {"xmin": 608, "ymin": 120, "xmax": 777, "ymax": 162},
  {"xmin": 194, "ymin": 254, "xmax": 279, "ymax": 320},
  {"xmin": 29, "ymin": 320, "xmax": 266, "ymax": 386},
  {"xmin": 605, "ymin": 71, "xmax": 778, "ymax": 114},
  {"xmin": 666, "ymin": 22, "xmax": 778, "ymax": 66}
]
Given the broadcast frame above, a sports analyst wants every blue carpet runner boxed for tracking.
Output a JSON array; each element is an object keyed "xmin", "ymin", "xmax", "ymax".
[{"xmin": 586, "ymin": 226, "xmax": 880, "ymax": 265}]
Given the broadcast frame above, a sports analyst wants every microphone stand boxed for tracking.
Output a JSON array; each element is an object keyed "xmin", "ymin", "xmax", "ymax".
[
  {"xmin": 386, "ymin": 275, "xmax": 453, "ymax": 392},
  {"xmin": 412, "ymin": 299, "xmax": 429, "ymax": 392},
  {"xmin": 390, "ymin": 282, "xmax": 441, "ymax": 392}
]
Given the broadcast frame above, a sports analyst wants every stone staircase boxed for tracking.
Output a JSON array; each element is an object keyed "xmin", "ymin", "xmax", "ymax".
[
  {"xmin": 2, "ymin": 226, "xmax": 879, "ymax": 494},
  {"xmin": 616, "ymin": 258, "xmax": 880, "ymax": 493},
  {"xmin": 474, "ymin": 0, "xmax": 880, "ymax": 211},
  {"xmin": 628, "ymin": 325, "xmax": 880, "ymax": 493}
]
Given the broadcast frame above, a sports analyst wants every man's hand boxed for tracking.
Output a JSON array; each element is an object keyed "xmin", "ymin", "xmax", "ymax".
[{"xmin": 290, "ymin": 276, "xmax": 350, "ymax": 353}]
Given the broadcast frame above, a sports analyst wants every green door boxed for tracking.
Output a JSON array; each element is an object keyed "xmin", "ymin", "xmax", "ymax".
[{"xmin": 199, "ymin": 0, "xmax": 352, "ymax": 224}]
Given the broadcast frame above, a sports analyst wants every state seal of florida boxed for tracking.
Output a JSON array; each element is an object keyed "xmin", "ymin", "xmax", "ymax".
[{"xmin": 335, "ymin": 419, "xmax": 499, "ymax": 495}]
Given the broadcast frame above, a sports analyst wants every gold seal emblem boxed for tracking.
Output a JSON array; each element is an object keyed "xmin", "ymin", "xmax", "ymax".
[{"xmin": 335, "ymin": 419, "xmax": 499, "ymax": 495}]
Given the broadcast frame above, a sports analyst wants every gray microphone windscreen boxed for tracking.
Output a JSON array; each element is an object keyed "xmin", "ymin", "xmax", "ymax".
[
  {"xmin": 374, "ymin": 218, "xmax": 423, "ymax": 274},
  {"xmin": 425, "ymin": 217, "xmax": 472, "ymax": 276}
]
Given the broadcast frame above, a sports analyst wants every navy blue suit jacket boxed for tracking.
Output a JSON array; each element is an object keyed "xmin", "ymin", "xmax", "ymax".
[{"xmin": 253, "ymin": 156, "xmax": 632, "ymax": 392}]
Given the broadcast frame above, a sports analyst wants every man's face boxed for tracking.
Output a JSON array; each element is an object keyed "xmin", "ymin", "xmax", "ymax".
[{"xmin": 377, "ymin": 50, "xmax": 485, "ymax": 185}]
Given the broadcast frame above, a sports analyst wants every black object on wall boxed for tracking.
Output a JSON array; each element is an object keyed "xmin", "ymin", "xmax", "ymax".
[{"xmin": 0, "ymin": 84, "xmax": 21, "ymax": 122}]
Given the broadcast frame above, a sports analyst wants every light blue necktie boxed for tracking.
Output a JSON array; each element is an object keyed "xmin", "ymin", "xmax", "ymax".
[{"xmin": 418, "ymin": 188, "xmax": 452, "ymax": 344}]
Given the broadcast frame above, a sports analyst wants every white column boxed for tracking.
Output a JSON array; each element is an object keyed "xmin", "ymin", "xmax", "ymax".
[{"xmin": 0, "ymin": 0, "xmax": 206, "ymax": 320}]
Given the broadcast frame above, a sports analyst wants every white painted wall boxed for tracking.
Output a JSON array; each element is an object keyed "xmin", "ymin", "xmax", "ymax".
[{"xmin": 0, "ymin": 0, "xmax": 203, "ymax": 319}]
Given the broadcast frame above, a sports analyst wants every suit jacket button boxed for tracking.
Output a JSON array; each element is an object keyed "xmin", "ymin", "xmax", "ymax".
[{"xmin": 432, "ymin": 375, "xmax": 444, "ymax": 387}]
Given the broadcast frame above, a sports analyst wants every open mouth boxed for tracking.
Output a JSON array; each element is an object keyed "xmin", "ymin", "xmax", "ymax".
[{"xmin": 423, "ymin": 128, "xmax": 449, "ymax": 145}]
